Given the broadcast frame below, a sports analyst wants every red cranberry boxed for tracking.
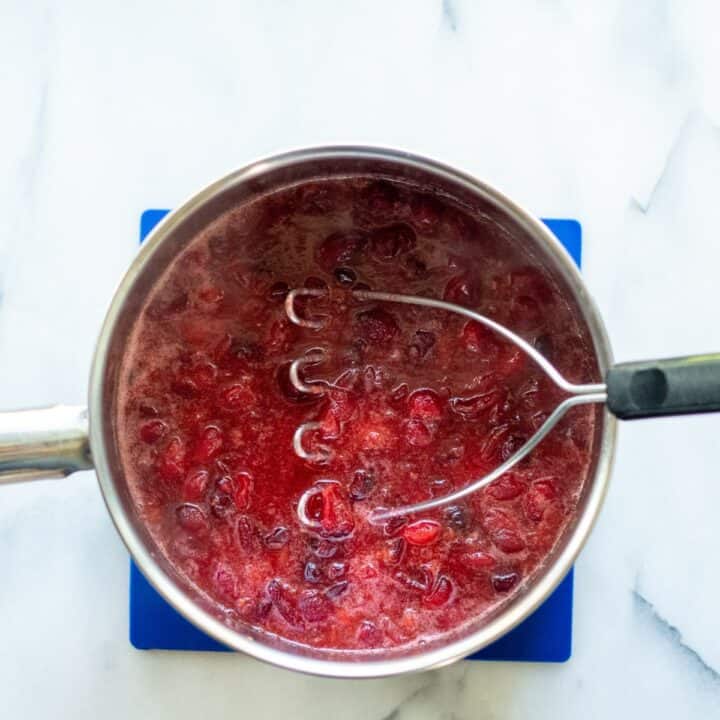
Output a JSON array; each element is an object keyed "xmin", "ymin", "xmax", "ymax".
[
  {"xmin": 230, "ymin": 471, "xmax": 253, "ymax": 510},
  {"xmin": 139, "ymin": 419, "xmax": 167, "ymax": 444},
  {"xmin": 157, "ymin": 437, "xmax": 186, "ymax": 482},
  {"xmin": 394, "ymin": 567, "xmax": 432, "ymax": 593},
  {"xmin": 487, "ymin": 474, "xmax": 526, "ymax": 501},
  {"xmin": 304, "ymin": 276, "xmax": 329, "ymax": 291},
  {"xmin": 424, "ymin": 575, "xmax": 454, "ymax": 608},
  {"xmin": 492, "ymin": 528, "xmax": 526, "ymax": 554},
  {"xmin": 212, "ymin": 564, "xmax": 238, "ymax": 599},
  {"xmin": 268, "ymin": 281, "xmax": 290, "ymax": 302},
  {"xmin": 384, "ymin": 537, "xmax": 407, "ymax": 565},
  {"xmin": 325, "ymin": 580, "xmax": 350, "ymax": 600},
  {"xmin": 443, "ymin": 274, "xmax": 481, "ymax": 306},
  {"xmin": 464, "ymin": 551, "xmax": 496, "ymax": 570},
  {"xmin": 492, "ymin": 571, "xmax": 520, "ymax": 593},
  {"xmin": 524, "ymin": 479, "xmax": 558, "ymax": 522},
  {"xmin": 403, "ymin": 519, "xmax": 441, "ymax": 546},
  {"xmin": 327, "ymin": 562, "xmax": 347, "ymax": 581},
  {"xmin": 316, "ymin": 483, "xmax": 354, "ymax": 538},
  {"xmin": 267, "ymin": 580, "xmax": 302, "ymax": 627},
  {"xmin": 182, "ymin": 468, "xmax": 210, "ymax": 502},
  {"xmin": 235, "ymin": 515, "xmax": 260, "ymax": 552},
  {"xmin": 461, "ymin": 321, "xmax": 499, "ymax": 354},
  {"xmin": 315, "ymin": 231, "xmax": 367, "ymax": 271},
  {"xmin": 349, "ymin": 468, "xmax": 375, "ymax": 501},
  {"xmin": 193, "ymin": 426, "xmax": 223, "ymax": 463}
]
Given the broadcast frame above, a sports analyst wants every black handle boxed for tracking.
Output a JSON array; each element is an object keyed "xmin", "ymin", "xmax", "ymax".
[{"xmin": 606, "ymin": 354, "xmax": 720, "ymax": 419}]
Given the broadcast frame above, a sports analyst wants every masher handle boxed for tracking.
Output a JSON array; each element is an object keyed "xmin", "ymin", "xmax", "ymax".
[{"xmin": 606, "ymin": 354, "xmax": 720, "ymax": 419}]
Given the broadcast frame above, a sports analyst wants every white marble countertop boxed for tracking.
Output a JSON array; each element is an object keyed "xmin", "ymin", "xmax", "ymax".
[{"xmin": 2, "ymin": 1, "xmax": 720, "ymax": 716}]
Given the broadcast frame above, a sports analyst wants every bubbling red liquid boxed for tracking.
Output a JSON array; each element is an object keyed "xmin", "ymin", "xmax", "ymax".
[{"xmin": 118, "ymin": 178, "xmax": 597, "ymax": 651}]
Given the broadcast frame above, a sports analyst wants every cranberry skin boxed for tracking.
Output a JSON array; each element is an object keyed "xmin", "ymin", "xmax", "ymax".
[
  {"xmin": 316, "ymin": 483, "xmax": 354, "ymax": 538},
  {"xmin": 524, "ymin": 479, "xmax": 558, "ymax": 522},
  {"xmin": 193, "ymin": 426, "xmax": 223, "ymax": 463},
  {"xmin": 139, "ymin": 419, "xmax": 167, "ymax": 444},
  {"xmin": 264, "ymin": 526, "xmax": 290, "ymax": 550},
  {"xmin": 315, "ymin": 231, "xmax": 367, "ymax": 271},
  {"xmin": 403, "ymin": 520, "xmax": 442, "ymax": 546},
  {"xmin": 157, "ymin": 437, "xmax": 186, "ymax": 482},
  {"xmin": 182, "ymin": 469, "xmax": 210, "ymax": 502},
  {"xmin": 493, "ymin": 571, "xmax": 520, "ymax": 593},
  {"xmin": 298, "ymin": 590, "xmax": 332, "ymax": 622},
  {"xmin": 487, "ymin": 474, "xmax": 526, "ymax": 501},
  {"xmin": 325, "ymin": 580, "xmax": 350, "ymax": 600},
  {"xmin": 383, "ymin": 537, "xmax": 407, "ymax": 565},
  {"xmin": 424, "ymin": 575, "xmax": 454, "ymax": 608},
  {"xmin": 267, "ymin": 580, "xmax": 303, "ymax": 627},
  {"xmin": 369, "ymin": 224, "xmax": 416, "ymax": 261},
  {"xmin": 175, "ymin": 503, "xmax": 208, "ymax": 533},
  {"xmin": 464, "ymin": 551, "xmax": 496, "ymax": 570}
]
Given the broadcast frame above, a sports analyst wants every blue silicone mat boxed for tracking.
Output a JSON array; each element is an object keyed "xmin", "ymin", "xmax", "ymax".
[{"xmin": 131, "ymin": 211, "xmax": 581, "ymax": 662}]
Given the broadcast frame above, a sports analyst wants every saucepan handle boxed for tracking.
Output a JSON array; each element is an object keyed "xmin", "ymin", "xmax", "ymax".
[
  {"xmin": 0, "ymin": 405, "xmax": 92, "ymax": 484},
  {"xmin": 606, "ymin": 354, "xmax": 720, "ymax": 419}
]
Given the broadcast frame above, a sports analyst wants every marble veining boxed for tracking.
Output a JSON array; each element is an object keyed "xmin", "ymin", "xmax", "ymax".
[
  {"xmin": 1, "ymin": 1, "xmax": 720, "ymax": 718},
  {"xmin": 441, "ymin": 0, "xmax": 459, "ymax": 33},
  {"xmin": 633, "ymin": 586, "xmax": 719, "ymax": 683}
]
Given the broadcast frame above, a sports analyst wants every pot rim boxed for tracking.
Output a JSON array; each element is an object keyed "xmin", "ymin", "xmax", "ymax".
[{"xmin": 89, "ymin": 145, "xmax": 617, "ymax": 678}]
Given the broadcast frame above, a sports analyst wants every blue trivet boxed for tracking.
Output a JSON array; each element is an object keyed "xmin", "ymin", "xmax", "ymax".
[{"xmin": 131, "ymin": 211, "xmax": 581, "ymax": 662}]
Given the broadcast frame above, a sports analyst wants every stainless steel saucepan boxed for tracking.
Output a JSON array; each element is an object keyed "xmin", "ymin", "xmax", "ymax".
[{"xmin": 0, "ymin": 147, "xmax": 617, "ymax": 677}]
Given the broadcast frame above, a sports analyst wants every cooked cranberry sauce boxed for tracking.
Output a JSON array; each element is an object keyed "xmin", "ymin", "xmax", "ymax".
[{"xmin": 118, "ymin": 178, "xmax": 597, "ymax": 651}]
